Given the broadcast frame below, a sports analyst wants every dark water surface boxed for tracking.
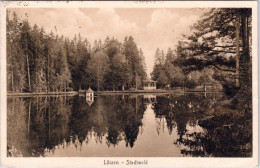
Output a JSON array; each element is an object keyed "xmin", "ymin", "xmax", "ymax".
[{"xmin": 7, "ymin": 93, "xmax": 252, "ymax": 157}]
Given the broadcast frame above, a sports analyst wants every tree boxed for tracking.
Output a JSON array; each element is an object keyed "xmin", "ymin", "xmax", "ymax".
[
  {"xmin": 198, "ymin": 68, "xmax": 215, "ymax": 91},
  {"xmin": 166, "ymin": 48, "xmax": 174, "ymax": 63},
  {"xmin": 52, "ymin": 37, "xmax": 71, "ymax": 92},
  {"xmin": 123, "ymin": 36, "xmax": 146, "ymax": 89},
  {"xmin": 7, "ymin": 11, "xmax": 26, "ymax": 92},
  {"xmin": 174, "ymin": 8, "xmax": 252, "ymax": 95},
  {"xmin": 104, "ymin": 37, "xmax": 121, "ymax": 60},
  {"xmin": 30, "ymin": 24, "xmax": 46, "ymax": 92},
  {"xmin": 6, "ymin": 11, "xmax": 147, "ymax": 93},
  {"xmin": 92, "ymin": 39, "xmax": 103, "ymax": 53},
  {"xmin": 108, "ymin": 53, "xmax": 131, "ymax": 90},
  {"xmin": 157, "ymin": 70, "xmax": 169, "ymax": 88},
  {"xmin": 139, "ymin": 48, "xmax": 147, "ymax": 73},
  {"xmin": 88, "ymin": 51, "xmax": 110, "ymax": 91},
  {"xmin": 154, "ymin": 48, "xmax": 165, "ymax": 66},
  {"xmin": 151, "ymin": 64, "xmax": 163, "ymax": 81},
  {"xmin": 20, "ymin": 20, "xmax": 32, "ymax": 92},
  {"xmin": 151, "ymin": 47, "xmax": 187, "ymax": 88}
]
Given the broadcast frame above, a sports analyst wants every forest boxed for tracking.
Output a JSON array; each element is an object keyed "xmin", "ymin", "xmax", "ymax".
[
  {"xmin": 7, "ymin": 8, "xmax": 252, "ymax": 96},
  {"xmin": 151, "ymin": 8, "xmax": 252, "ymax": 95},
  {"xmin": 7, "ymin": 11, "xmax": 147, "ymax": 93}
]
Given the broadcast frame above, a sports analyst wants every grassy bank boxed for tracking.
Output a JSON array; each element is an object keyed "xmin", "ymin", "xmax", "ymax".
[
  {"xmin": 7, "ymin": 91, "xmax": 78, "ymax": 97},
  {"xmin": 95, "ymin": 89, "xmax": 171, "ymax": 94},
  {"xmin": 7, "ymin": 89, "xmax": 224, "ymax": 97}
]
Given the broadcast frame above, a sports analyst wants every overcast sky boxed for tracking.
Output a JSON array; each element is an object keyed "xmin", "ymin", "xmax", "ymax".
[{"xmin": 9, "ymin": 8, "xmax": 205, "ymax": 77}]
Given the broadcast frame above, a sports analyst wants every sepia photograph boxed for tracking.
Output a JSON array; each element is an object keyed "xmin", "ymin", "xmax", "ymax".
[{"xmin": 0, "ymin": 1, "xmax": 258, "ymax": 167}]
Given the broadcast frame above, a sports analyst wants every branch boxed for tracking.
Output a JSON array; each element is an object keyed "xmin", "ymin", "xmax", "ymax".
[
  {"xmin": 210, "ymin": 63, "xmax": 236, "ymax": 72},
  {"xmin": 214, "ymin": 45, "xmax": 241, "ymax": 48},
  {"xmin": 211, "ymin": 50, "xmax": 236, "ymax": 54}
]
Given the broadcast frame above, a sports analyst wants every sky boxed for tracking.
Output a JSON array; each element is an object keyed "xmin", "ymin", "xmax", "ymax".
[{"xmin": 9, "ymin": 8, "xmax": 205, "ymax": 77}]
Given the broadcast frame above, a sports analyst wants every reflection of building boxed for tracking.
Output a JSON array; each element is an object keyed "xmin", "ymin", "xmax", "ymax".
[
  {"xmin": 86, "ymin": 88, "xmax": 94, "ymax": 106},
  {"xmin": 143, "ymin": 79, "xmax": 157, "ymax": 90},
  {"xmin": 86, "ymin": 96, "xmax": 94, "ymax": 106},
  {"xmin": 143, "ymin": 95, "xmax": 156, "ymax": 104}
]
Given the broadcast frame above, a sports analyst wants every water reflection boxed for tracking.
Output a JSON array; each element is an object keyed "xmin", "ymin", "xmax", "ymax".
[{"xmin": 7, "ymin": 93, "xmax": 252, "ymax": 157}]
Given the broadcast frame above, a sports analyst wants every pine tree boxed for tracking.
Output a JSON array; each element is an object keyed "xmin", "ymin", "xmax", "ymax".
[
  {"xmin": 174, "ymin": 8, "xmax": 252, "ymax": 95},
  {"xmin": 20, "ymin": 20, "xmax": 32, "ymax": 92},
  {"xmin": 88, "ymin": 51, "xmax": 110, "ymax": 91}
]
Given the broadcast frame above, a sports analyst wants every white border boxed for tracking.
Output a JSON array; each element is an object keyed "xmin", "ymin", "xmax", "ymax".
[{"xmin": 0, "ymin": 1, "xmax": 258, "ymax": 168}]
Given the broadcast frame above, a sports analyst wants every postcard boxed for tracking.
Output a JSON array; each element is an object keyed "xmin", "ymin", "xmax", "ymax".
[{"xmin": 0, "ymin": 1, "xmax": 258, "ymax": 167}]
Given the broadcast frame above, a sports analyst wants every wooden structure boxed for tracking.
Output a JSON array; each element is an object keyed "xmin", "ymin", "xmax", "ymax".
[
  {"xmin": 86, "ymin": 88, "xmax": 94, "ymax": 97},
  {"xmin": 142, "ymin": 79, "xmax": 157, "ymax": 90},
  {"xmin": 86, "ymin": 88, "xmax": 94, "ymax": 106}
]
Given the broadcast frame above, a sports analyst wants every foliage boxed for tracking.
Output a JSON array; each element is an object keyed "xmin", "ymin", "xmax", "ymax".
[
  {"xmin": 151, "ymin": 8, "xmax": 252, "ymax": 94},
  {"xmin": 6, "ymin": 11, "xmax": 147, "ymax": 92},
  {"xmin": 87, "ymin": 51, "xmax": 110, "ymax": 91},
  {"xmin": 173, "ymin": 8, "xmax": 251, "ymax": 92}
]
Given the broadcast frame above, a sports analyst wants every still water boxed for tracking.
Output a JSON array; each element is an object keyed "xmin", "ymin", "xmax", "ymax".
[{"xmin": 7, "ymin": 93, "xmax": 252, "ymax": 157}]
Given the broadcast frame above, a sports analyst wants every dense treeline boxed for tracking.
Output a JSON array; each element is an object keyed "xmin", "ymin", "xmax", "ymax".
[
  {"xmin": 151, "ymin": 8, "xmax": 252, "ymax": 94},
  {"xmin": 151, "ymin": 47, "xmax": 218, "ymax": 90},
  {"xmin": 7, "ymin": 11, "xmax": 147, "ymax": 93},
  {"xmin": 151, "ymin": 47, "xmax": 187, "ymax": 88},
  {"xmin": 151, "ymin": 47, "xmax": 222, "ymax": 91}
]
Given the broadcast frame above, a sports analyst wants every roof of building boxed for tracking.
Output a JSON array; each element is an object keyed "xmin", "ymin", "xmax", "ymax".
[
  {"xmin": 143, "ymin": 79, "xmax": 157, "ymax": 83},
  {"xmin": 86, "ymin": 87, "xmax": 94, "ymax": 93}
]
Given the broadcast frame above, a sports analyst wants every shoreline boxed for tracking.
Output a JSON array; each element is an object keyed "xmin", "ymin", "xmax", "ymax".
[
  {"xmin": 7, "ymin": 90, "xmax": 224, "ymax": 96},
  {"xmin": 7, "ymin": 91, "xmax": 78, "ymax": 97}
]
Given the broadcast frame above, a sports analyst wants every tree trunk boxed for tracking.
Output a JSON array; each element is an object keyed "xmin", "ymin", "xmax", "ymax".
[
  {"xmin": 12, "ymin": 97, "xmax": 15, "ymax": 117},
  {"xmin": 231, "ymin": 9, "xmax": 251, "ymax": 104},
  {"xmin": 235, "ymin": 10, "xmax": 240, "ymax": 88},
  {"xmin": 37, "ymin": 97, "xmax": 39, "ymax": 115},
  {"xmin": 97, "ymin": 76, "xmax": 100, "ymax": 91},
  {"xmin": 26, "ymin": 52, "xmax": 31, "ymax": 92},
  {"xmin": 240, "ymin": 9, "xmax": 250, "ymax": 91},
  {"xmin": 47, "ymin": 53, "xmax": 50, "ymax": 93},
  {"xmin": 28, "ymin": 99, "xmax": 31, "ymax": 133},
  {"xmin": 48, "ymin": 97, "xmax": 51, "ymax": 140},
  {"xmin": 35, "ymin": 49, "xmax": 38, "ymax": 93},
  {"xmin": 135, "ymin": 95, "xmax": 138, "ymax": 115},
  {"xmin": 11, "ymin": 70, "xmax": 14, "ymax": 92},
  {"xmin": 97, "ymin": 67, "xmax": 100, "ymax": 91},
  {"xmin": 135, "ymin": 71, "xmax": 137, "ymax": 90}
]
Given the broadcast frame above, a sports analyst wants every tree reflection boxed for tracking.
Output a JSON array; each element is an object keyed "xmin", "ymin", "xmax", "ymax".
[
  {"xmin": 7, "ymin": 93, "xmax": 251, "ymax": 157},
  {"xmin": 152, "ymin": 93, "xmax": 252, "ymax": 157},
  {"xmin": 181, "ymin": 103, "xmax": 252, "ymax": 157},
  {"xmin": 7, "ymin": 94, "xmax": 146, "ymax": 156},
  {"xmin": 7, "ymin": 96, "xmax": 72, "ymax": 157},
  {"xmin": 104, "ymin": 95, "xmax": 145, "ymax": 148}
]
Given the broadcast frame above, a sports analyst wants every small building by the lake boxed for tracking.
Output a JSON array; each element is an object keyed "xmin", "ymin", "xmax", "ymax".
[
  {"xmin": 86, "ymin": 87, "xmax": 94, "ymax": 97},
  {"xmin": 143, "ymin": 79, "xmax": 157, "ymax": 90},
  {"xmin": 86, "ymin": 87, "xmax": 94, "ymax": 106}
]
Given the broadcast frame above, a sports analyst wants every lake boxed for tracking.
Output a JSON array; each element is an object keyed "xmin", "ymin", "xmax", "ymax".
[{"xmin": 7, "ymin": 93, "xmax": 252, "ymax": 157}]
